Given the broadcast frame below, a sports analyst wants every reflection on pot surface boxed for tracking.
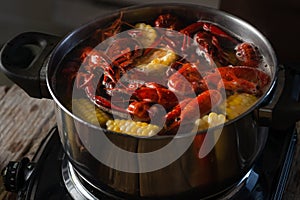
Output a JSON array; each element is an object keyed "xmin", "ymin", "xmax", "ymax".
[{"xmin": 57, "ymin": 104, "xmax": 268, "ymax": 198}]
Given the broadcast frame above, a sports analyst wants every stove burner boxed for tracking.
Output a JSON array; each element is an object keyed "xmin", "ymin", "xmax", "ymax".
[
  {"xmin": 1, "ymin": 125, "xmax": 297, "ymax": 200},
  {"xmin": 62, "ymin": 158, "xmax": 120, "ymax": 200},
  {"xmin": 62, "ymin": 160, "xmax": 96, "ymax": 200},
  {"xmin": 62, "ymin": 156, "xmax": 257, "ymax": 200}
]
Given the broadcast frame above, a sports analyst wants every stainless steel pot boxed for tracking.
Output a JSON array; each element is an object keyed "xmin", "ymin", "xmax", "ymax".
[{"xmin": 1, "ymin": 3, "xmax": 298, "ymax": 199}]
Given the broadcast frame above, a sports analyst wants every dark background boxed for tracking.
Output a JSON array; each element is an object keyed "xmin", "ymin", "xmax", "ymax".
[
  {"xmin": 0, "ymin": 0, "xmax": 219, "ymax": 86},
  {"xmin": 220, "ymin": 0, "xmax": 300, "ymax": 64},
  {"xmin": 1, "ymin": 0, "xmax": 299, "ymax": 84}
]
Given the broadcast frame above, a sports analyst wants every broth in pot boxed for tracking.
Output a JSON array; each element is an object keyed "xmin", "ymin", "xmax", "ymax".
[{"xmin": 56, "ymin": 12, "xmax": 271, "ymax": 137}]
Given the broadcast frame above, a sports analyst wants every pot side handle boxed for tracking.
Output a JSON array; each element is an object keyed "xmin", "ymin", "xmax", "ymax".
[
  {"xmin": 271, "ymin": 64, "xmax": 300, "ymax": 130},
  {"xmin": 0, "ymin": 32, "xmax": 60, "ymax": 98},
  {"xmin": 258, "ymin": 64, "xmax": 300, "ymax": 130}
]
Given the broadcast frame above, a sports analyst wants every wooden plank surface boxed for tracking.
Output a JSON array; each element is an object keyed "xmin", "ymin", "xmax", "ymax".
[
  {"xmin": 0, "ymin": 85, "xmax": 56, "ymax": 200},
  {"xmin": 0, "ymin": 85, "xmax": 299, "ymax": 199}
]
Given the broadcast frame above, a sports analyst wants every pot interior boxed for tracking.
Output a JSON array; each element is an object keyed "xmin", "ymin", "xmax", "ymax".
[{"xmin": 48, "ymin": 3, "xmax": 277, "ymax": 137}]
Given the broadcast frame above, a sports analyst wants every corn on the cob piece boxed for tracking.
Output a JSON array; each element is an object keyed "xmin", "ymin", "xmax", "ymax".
[
  {"xmin": 136, "ymin": 49, "xmax": 177, "ymax": 68},
  {"xmin": 133, "ymin": 23, "xmax": 177, "ymax": 74},
  {"xmin": 72, "ymin": 99, "xmax": 111, "ymax": 126},
  {"xmin": 225, "ymin": 93, "xmax": 257, "ymax": 120},
  {"xmin": 149, "ymin": 49, "xmax": 177, "ymax": 66},
  {"xmin": 134, "ymin": 23, "xmax": 157, "ymax": 47},
  {"xmin": 135, "ymin": 49, "xmax": 177, "ymax": 75},
  {"xmin": 106, "ymin": 119, "xmax": 160, "ymax": 137},
  {"xmin": 194, "ymin": 112, "xmax": 226, "ymax": 131}
]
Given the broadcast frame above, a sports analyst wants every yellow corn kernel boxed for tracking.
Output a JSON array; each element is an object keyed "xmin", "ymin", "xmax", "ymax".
[
  {"xmin": 72, "ymin": 99, "xmax": 111, "ymax": 126},
  {"xmin": 194, "ymin": 112, "xmax": 226, "ymax": 131},
  {"xmin": 225, "ymin": 93, "xmax": 257, "ymax": 120},
  {"xmin": 134, "ymin": 23, "xmax": 157, "ymax": 47},
  {"xmin": 149, "ymin": 49, "xmax": 177, "ymax": 66},
  {"xmin": 135, "ymin": 49, "xmax": 177, "ymax": 75},
  {"xmin": 106, "ymin": 119, "xmax": 160, "ymax": 137},
  {"xmin": 207, "ymin": 112, "xmax": 226, "ymax": 127},
  {"xmin": 194, "ymin": 118, "xmax": 209, "ymax": 131}
]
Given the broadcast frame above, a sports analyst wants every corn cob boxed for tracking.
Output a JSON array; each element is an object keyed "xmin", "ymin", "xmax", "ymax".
[
  {"xmin": 134, "ymin": 23, "xmax": 157, "ymax": 47},
  {"xmin": 225, "ymin": 93, "xmax": 257, "ymax": 120},
  {"xmin": 136, "ymin": 49, "xmax": 177, "ymax": 74},
  {"xmin": 106, "ymin": 119, "xmax": 160, "ymax": 137},
  {"xmin": 72, "ymin": 99, "xmax": 111, "ymax": 126},
  {"xmin": 195, "ymin": 112, "xmax": 226, "ymax": 131},
  {"xmin": 149, "ymin": 49, "xmax": 177, "ymax": 66}
]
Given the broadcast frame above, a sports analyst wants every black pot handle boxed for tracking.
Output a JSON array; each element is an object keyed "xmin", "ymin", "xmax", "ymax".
[
  {"xmin": 271, "ymin": 64, "xmax": 300, "ymax": 130},
  {"xmin": 0, "ymin": 32, "xmax": 61, "ymax": 98},
  {"xmin": 258, "ymin": 64, "xmax": 300, "ymax": 130}
]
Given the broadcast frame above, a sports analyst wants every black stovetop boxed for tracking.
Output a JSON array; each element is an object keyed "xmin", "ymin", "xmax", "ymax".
[
  {"xmin": 5, "ymin": 124, "xmax": 296, "ymax": 200},
  {"xmin": 2, "ymin": 63, "xmax": 300, "ymax": 199}
]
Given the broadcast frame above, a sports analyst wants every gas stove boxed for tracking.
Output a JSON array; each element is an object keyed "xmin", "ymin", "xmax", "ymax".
[
  {"xmin": 1, "ymin": 124, "xmax": 297, "ymax": 200},
  {"xmin": 1, "ymin": 63, "xmax": 300, "ymax": 200}
]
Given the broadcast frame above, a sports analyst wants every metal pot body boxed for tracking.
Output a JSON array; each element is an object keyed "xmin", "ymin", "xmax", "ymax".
[
  {"xmin": 56, "ymin": 104, "xmax": 268, "ymax": 198},
  {"xmin": 0, "ymin": 3, "xmax": 278, "ymax": 199},
  {"xmin": 47, "ymin": 3, "xmax": 277, "ymax": 198}
]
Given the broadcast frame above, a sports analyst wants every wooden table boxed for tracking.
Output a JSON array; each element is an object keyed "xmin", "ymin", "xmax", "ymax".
[{"xmin": 0, "ymin": 85, "xmax": 300, "ymax": 199}]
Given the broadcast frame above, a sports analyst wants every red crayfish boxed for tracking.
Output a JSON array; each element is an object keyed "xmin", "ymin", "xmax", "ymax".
[{"xmin": 62, "ymin": 12, "xmax": 271, "ymax": 135}]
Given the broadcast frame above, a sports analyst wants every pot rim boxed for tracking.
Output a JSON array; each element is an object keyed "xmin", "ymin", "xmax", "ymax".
[{"xmin": 46, "ymin": 2, "xmax": 278, "ymax": 139}]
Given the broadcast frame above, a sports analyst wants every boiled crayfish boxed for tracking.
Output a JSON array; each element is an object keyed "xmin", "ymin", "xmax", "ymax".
[{"xmin": 63, "ymin": 12, "xmax": 271, "ymax": 135}]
